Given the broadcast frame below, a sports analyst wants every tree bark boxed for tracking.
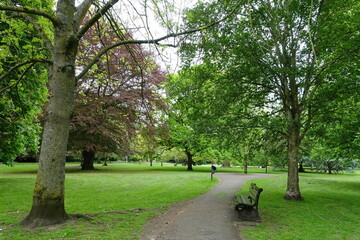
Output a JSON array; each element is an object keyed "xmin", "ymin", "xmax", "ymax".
[
  {"xmin": 103, "ymin": 158, "xmax": 108, "ymax": 166},
  {"xmin": 222, "ymin": 159, "xmax": 231, "ymax": 168},
  {"xmin": 243, "ymin": 152, "xmax": 248, "ymax": 174},
  {"xmin": 185, "ymin": 149, "xmax": 194, "ymax": 171},
  {"xmin": 81, "ymin": 149, "xmax": 96, "ymax": 170},
  {"xmin": 284, "ymin": 114, "xmax": 303, "ymax": 201},
  {"xmin": 21, "ymin": 0, "xmax": 78, "ymax": 227}
]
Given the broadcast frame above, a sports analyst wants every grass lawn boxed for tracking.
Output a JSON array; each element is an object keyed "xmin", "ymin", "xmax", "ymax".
[
  {"xmin": 1, "ymin": 162, "xmax": 359, "ymax": 240},
  {"xmin": 0, "ymin": 162, "xmax": 219, "ymax": 239},
  {"xmin": 239, "ymin": 171, "xmax": 360, "ymax": 240}
]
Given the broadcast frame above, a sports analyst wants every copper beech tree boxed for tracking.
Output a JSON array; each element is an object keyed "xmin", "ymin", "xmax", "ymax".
[{"xmin": 69, "ymin": 15, "xmax": 166, "ymax": 170}]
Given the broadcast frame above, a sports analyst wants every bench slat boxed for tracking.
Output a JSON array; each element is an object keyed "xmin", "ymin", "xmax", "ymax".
[
  {"xmin": 234, "ymin": 183, "xmax": 263, "ymax": 209},
  {"xmin": 249, "ymin": 189, "xmax": 257, "ymax": 202},
  {"xmin": 234, "ymin": 194, "xmax": 252, "ymax": 207}
]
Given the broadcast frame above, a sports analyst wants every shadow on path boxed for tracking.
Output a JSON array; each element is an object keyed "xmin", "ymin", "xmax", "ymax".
[{"xmin": 142, "ymin": 173, "xmax": 277, "ymax": 240}]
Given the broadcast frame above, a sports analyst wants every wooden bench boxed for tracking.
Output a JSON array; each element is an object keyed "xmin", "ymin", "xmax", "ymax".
[{"xmin": 233, "ymin": 183, "xmax": 263, "ymax": 221}]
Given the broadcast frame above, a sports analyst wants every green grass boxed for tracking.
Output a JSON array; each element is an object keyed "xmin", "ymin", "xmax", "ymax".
[
  {"xmin": 239, "ymin": 172, "xmax": 360, "ymax": 240},
  {"xmin": 0, "ymin": 162, "xmax": 219, "ymax": 239},
  {"xmin": 2, "ymin": 162, "xmax": 358, "ymax": 240}
]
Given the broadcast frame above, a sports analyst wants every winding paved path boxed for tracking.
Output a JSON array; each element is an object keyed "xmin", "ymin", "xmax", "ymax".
[{"xmin": 142, "ymin": 173, "xmax": 277, "ymax": 240}]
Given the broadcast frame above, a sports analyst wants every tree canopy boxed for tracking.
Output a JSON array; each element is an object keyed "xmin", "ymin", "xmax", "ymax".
[
  {"xmin": 69, "ymin": 13, "xmax": 166, "ymax": 169},
  {"xmin": 0, "ymin": 0, "xmax": 359, "ymax": 228},
  {"xmin": 176, "ymin": 0, "xmax": 360, "ymax": 200}
]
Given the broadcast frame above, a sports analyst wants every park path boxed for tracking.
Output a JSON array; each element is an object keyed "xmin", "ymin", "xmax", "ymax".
[{"xmin": 142, "ymin": 173, "xmax": 277, "ymax": 240}]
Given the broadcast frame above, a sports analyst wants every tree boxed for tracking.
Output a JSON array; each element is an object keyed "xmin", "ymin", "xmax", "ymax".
[
  {"xmin": 181, "ymin": 0, "xmax": 360, "ymax": 200},
  {"xmin": 131, "ymin": 120, "xmax": 169, "ymax": 167},
  {"xmin": 69, "ymin": 14, "xmax": 166, "ymax": 170},
  {"xmin": 166, "ymin": 112, "xmax": 208, "ymax": 170},
  {"xmin": 0, "ymin": 0, "xmax": 226, "ymax": 227},
  {"xmin": 158, "ymin": 147, "xmax": 187, "ymax": 164},
  {"xmin": 165, "ymin": 73, "xmax": 210, "ymax": 170}
]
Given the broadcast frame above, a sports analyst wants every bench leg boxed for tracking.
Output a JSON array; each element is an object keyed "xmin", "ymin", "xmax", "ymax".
[{"xmin": 236, "ymin": 207, "xmax": 261, "ymax": 222}]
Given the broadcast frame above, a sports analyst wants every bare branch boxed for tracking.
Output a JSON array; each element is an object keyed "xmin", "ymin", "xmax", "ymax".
[
  {"xmin": 77, "ymin": 0, "xmax": 119, "ymax": 40},
  {"xmin": 0, "ymin": 4, "xmax": 60, "ymax": 26},
  {"xmin": 74, "ymin": 0, "xmax": 93, "ymax": 31},
  {"xmin": 76, "ymin": 16, "xmax": 234, "ymax": 81},
  {"xmin": 0, "ymin": 59, "xmax": 51, "ymax": 82},
  {"xmin": 76, "ymin": 0, "xmax": 242, "ymax": 81}
]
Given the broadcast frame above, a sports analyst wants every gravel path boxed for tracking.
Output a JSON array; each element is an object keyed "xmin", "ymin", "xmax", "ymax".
[{"xmin": 142, "ymin": 173, "xmax": 277, "ymax": 240}]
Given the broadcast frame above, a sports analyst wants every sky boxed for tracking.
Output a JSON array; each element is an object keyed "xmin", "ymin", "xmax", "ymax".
[
  {"xmin": 72, "ymin": 0, "xmax": 199, "ymax": 72},
  {"xmin": 111, "ymin": 0, "xmax": 198, "ymax": 73}
]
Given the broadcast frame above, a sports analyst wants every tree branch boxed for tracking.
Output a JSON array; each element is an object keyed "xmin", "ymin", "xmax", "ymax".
[
  {"xmin": 0, "ymin": 5, "xmax": 60, "ymax": 26},
  {"xmin": 74, "ymin": 0, "xmax": 93, "ymax": 31},
  {"xmin": 77, "ymin": 0, "xmax": 119, "ymax": 40},
  {"xmin": 76, "ymin": 0, "xmax": 242, "ymax": 81},
  {"xmin": 0, "ymin": 59, "xmax": 51, "ymax": 82},
  {"xmin": 76, "ymin": 16, "xmax": 234, "ymax": 81}
]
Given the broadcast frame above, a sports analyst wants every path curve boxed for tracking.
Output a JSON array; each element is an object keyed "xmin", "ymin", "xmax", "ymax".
[{"xmin": 142, "ymin": 173, "xmax": 277, "ymax": 240}]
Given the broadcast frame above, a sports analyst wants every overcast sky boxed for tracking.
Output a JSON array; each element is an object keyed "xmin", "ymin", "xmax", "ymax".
[
  {"xmin": 73, "ymin": 0, "xmax": 199, "ymax": 72},
  {"xmin": 112, "ymin": 0, "xmax": 198, "ymax": 73}
]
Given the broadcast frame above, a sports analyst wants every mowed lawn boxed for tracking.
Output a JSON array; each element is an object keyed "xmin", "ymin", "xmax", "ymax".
[
  {"xmin": 1, "ymin": 162, "xmax": 359, "ymax": 240},
  {"xmin": 0, "ymin": 162, "xmax": 218, "ymax": 239},
  {"xmin": 239, "ymin": 171, "xmax": 360, "ymax": 240}
]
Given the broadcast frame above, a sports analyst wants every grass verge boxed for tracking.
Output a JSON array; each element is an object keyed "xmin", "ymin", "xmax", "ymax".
[{"xmin": 239, "ymin": 172, "xmax": 360, "ymax": 240}]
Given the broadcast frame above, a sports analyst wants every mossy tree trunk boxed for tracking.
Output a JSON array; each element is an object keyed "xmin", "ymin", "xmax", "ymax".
[
  {"xmin": 284, "ymin": 102, "xmax": 303, "ymax": 201},
  {"xmin": 20, "ymin": 0, "xmax": 80, "ymax": 228}
]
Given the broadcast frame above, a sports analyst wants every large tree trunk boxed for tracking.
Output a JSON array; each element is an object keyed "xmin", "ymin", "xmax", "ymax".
[
  {"xmin": 81, "ymin": 149, "xmax": 96, "ymax": 170},
  {"xmin": 284, "ymin": 114, "xmax": 303, "ymax": 201},
  {"xmin": 185, "ymin": 149, "xmax": 194, "ymax": 171},
  {"xmin": 21, "ymin": 0, "xmax": 78, "ymax": 228}
]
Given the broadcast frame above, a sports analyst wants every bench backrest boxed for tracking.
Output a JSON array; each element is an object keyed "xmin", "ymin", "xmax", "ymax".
[{"xmin": 248, "ymin": 183, "xmax": 263, "ymax": 207}]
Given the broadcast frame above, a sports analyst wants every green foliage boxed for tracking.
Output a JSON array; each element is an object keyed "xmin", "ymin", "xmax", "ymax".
[
  {"xmin": 181, "ymin": 0, "xmax": 360, "ymax": 136},
  {"xmin": 165, "ymin": 73, "xmax": 211, "ymax": 164},
  {"xmin": 179, "ymin": 0, "xmax": 360, "ymax": 189},
  {"xmin": 159, "ymin": 147, "xmax": 187, "ymax": 163},
  {"xmin": 309, "ymin": 83, "xmax": 360, "ymax": 159},
  {"xmin": 314, "ymin": 158, "xmax": 353, "ymax": 174},
  {"xmin": 0, "ymin": 4, "xmax": 50, "ymax": 164}
]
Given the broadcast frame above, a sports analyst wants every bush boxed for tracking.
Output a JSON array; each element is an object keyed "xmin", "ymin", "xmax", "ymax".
[{"xmin": 15, "ymin": 155, "xmax": 37, "ymax": 163}]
